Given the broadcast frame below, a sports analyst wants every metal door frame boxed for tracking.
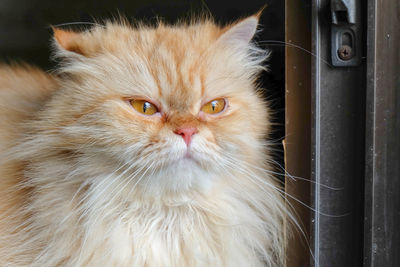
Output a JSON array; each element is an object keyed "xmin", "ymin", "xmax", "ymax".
[
  {"xmin": 363, "ymin": 0, "xmax": 400, "ymax": 266},
  {"xmin": 311, "ymin": 1, "xmax": 366, "ymax": 266},
  {"xmin": 309, "ymin": 0, "xmax": 400, "ymax": 266}
]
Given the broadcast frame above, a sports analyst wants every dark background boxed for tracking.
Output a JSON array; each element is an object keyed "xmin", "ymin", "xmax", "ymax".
[{"xmin": 0, "ymin": 0, "xmax": 285, "ymax": 153}]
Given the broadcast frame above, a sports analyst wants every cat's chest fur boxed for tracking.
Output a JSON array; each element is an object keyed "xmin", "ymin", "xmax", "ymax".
[
  {"xmin": 31, "ymin": 172, "xmax": 267, "ymax": 267},
  {"xmin": 77, "ymin": 200, "xmax": 262, "ymax": 267}
]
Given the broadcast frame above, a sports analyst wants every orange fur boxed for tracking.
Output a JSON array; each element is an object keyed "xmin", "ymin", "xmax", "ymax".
[{"xmin": 0, "ymin": 16, "xmax": 288, "ymax": 266}]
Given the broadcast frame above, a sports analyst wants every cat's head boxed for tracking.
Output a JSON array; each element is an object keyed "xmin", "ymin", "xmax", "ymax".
[{"xmin": 46, "ymin": 15, "xmax": 270, "ymax": 195}]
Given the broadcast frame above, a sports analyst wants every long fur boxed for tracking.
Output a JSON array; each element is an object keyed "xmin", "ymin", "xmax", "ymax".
[{"xmin": 0, "ymin": 17, "xmax": 288, "ymax": 266}]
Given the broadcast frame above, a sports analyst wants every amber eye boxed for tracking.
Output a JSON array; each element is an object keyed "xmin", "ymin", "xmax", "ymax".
[
  {"xmin": 130, "ymin": 100, "xmax": 158, "ymax": 115},
  {"xmin": 201, "ymin": 99, "xmax": 226, "ymax": 114}
]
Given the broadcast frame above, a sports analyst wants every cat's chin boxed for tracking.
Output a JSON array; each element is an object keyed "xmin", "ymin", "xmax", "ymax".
[
  {"xmin": 171, "ymin": 150, "xmax": 197, "ymax": 164},
  {"xmin": 166, "ymin": 152, "xmax": 202, "ymax": 173},
  {"xmin": 166, "ymin": 150, "xmax": 219, "ymax": 174},
  {"xmin": 137, "ymin": 151, "xmax": 218, "ymax": 196}
]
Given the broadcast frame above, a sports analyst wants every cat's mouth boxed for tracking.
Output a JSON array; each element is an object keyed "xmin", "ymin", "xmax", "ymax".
[
  {"xmin": 156, "ymin": 140, "xmax": 218, "ymax": 170},
  {"xmin": 183, "ymin": 150, "xmax": 194, "ymax": 159},
  {"xmin": 168, "ymin": 149, "xmax": 200, "ymax": 167}
]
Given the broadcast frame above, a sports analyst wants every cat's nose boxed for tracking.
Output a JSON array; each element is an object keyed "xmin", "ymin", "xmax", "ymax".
[{"xmin": 174, "ymin": 127, "xmax": 198, "ymax": 147}]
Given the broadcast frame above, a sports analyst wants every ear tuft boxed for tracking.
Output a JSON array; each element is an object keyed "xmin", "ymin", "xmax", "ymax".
[
  {"xmin": 254, "ymin": 4, "xmax": 267, "ymax": 20},
  {"xmin": 52, "ymin": 27, "xmax": 84, "ymax": 55},
  {"xmin": 219, "ymin": 16, "xmax": 259, "ymax": 46}
]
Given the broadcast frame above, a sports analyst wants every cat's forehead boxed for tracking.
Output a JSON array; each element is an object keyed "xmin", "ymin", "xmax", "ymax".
[
  {"xmin": 61, "ymin": 19, "xmax": 259, "ymax": 111},
  {"xmin": 103, "ymin": 24, "xmax": 225, "ymax": 109}
]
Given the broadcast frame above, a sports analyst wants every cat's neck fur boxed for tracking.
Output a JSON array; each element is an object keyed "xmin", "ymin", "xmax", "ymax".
[{"xmin": 3, "ymin": 143, "xmax": 284, "ymax": 266}]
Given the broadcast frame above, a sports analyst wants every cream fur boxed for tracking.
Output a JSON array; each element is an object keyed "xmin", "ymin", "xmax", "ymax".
[{"xmin": 0, "ymin": 16, "xmax": 289, "ymax": 266}]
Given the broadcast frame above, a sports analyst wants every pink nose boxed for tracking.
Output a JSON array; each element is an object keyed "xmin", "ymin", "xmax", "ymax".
[{"xmin": 174, "ymin": 127, "xmax": 198, "ymax": 146}]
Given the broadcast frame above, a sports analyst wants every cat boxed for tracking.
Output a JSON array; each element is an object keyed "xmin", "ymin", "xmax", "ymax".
[{"xmin": 0, "ymin": 13, "xmax": 289, "ymax": 267}]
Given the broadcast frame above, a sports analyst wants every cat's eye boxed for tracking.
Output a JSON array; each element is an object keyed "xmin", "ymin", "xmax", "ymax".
[
  {"xmin": 130, "ymin": 100, "xmax": 158, "ymax": 115},
  {"xmin": 201, "ymin": 99, "xmax": 226, "ymax": 114}
]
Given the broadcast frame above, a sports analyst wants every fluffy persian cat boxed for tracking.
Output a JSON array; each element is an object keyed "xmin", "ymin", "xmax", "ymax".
[{"xmin": 0, "ymin": 13, "xmax": 288, "ymax": 267}]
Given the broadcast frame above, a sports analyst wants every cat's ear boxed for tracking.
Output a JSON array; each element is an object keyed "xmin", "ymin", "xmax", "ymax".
[
  {"xmin": 218, "ymin": 10, "xmax": 263, "ymax": 46},
  {"xmin": 51, "ymin": 27, "xmax": 95, "ymax": 58}
]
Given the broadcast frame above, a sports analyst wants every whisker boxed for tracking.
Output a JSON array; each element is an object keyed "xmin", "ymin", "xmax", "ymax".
[
  {"xmin": 117, "ymin": 159, "xmax": 155, "ymax": 200},
  {"xmin": 75, "ymin": 159, "xmax": 134, "ymax": 214},
  {"xmin": 221, "ymin": 157, "xmax": 318, "ymax": 265},
  {"xmin": 217, "ymin": 142, "xmax": 341, "ymax": 190},
  {"xmin": 223, "ymin": 155, "xmax": 349, "ymax": 218},
  {"xmin": 51, "ymin": 22, "xmax": 105, "ymax": 28},
  {"xmin": 258, "ymin": 40, "xmax": 333, "ymax": 67},
  {"xmin": 259, "ymin": 158, "xmax": 343, "ymax": 191},
  {"xmin": 80, "ymin": 151, "xmax": 156, "ymax": 215},
  {"xmin": 221, "ymin": 157, "xmax": 315, "ymax": 256},
  {"xmin": 75, "ymin": 157, "xmax": 150, "ymax": 263}
]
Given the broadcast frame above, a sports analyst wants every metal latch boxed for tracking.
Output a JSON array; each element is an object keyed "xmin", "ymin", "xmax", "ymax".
[{"xmin": 331, "ymin": 0, "xmax": 362, "ymax": 67}]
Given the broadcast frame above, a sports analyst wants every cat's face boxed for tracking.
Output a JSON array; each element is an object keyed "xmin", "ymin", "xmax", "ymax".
[{"xmin": 49, "ymin": 17, "xmax": 269, "ymax": 194}]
